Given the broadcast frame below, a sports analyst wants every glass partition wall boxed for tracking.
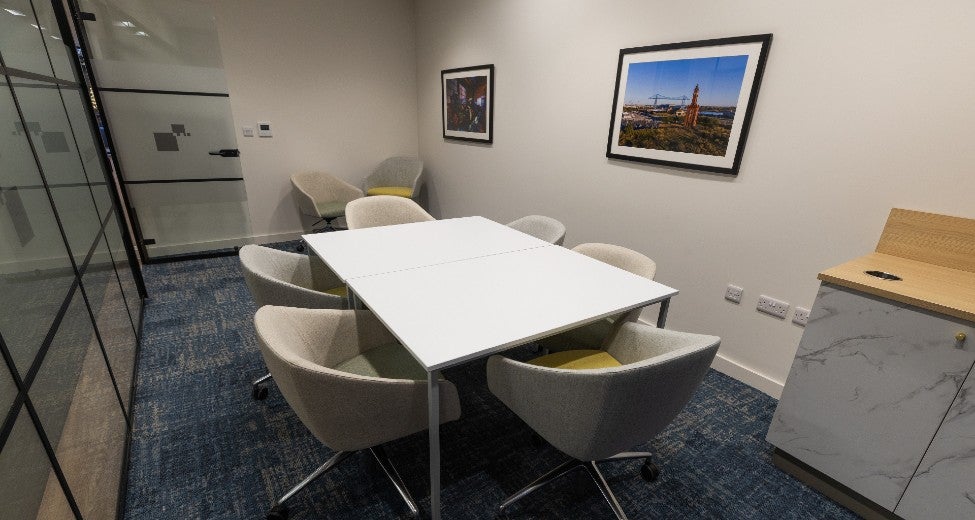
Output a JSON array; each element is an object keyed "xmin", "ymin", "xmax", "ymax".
[{"xmin": 1, "ymin": 0, "xmax": 144, "ymax": 518}]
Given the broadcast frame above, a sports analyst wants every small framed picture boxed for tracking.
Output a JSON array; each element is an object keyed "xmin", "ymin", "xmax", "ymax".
[
  {"xmin": 606, "ymin": 34, "xmax": 772, "ymax": 175},
  {"xmin": 442, "ymin": 64, "xmax": 494, "ymax": 143}
]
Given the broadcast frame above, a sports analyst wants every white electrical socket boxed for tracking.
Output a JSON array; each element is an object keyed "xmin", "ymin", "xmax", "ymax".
[
  {"xmin": 725, "ymin": 284, "xmax": 743, "ymax": 303},
  {"xmin": 757, "ymin": 295, "xmax": 790, "ymax": 319},
  {"xmin": 793, "ymin": 306, "xmax": 810, "ymax": 326}
]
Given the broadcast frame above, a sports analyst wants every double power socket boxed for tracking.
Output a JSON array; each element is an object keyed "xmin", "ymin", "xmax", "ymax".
[{"xmin": 725, "ymin": 284, "xmax": 809, "ymax": 326}]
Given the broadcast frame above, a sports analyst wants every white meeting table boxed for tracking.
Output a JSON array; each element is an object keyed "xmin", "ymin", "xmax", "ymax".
[
  {"xmin": 302, "ymin": 216, "xmax": 551, "ymax": 282},
  {"xmin": 303, "ymin": 218, "xmax": 678, "ymax": 520}
]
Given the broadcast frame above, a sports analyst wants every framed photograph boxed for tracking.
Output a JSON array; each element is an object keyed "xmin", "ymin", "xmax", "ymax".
[
  {"xmin": 442, "ymin": 64, "xmax": 494, "ymax": 143},
  {"xmin": 606, "ymin": 34, "xmax": 772, "ymax": 175}
]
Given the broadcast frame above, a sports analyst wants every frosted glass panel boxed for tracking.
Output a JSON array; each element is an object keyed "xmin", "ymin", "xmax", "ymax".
[
  {"xmin": 80, "ymin": 0, "xmax": 226, "ymax": 92},
  {"xmin": 0, "ymin": 80, "xmax": 75, "ymax": 376},
  {"xmin": 11, "ymin": 82, "xmax": 87, "ymax": 186},
  {"xmin": 129, "ymin": 181, "xmax": 250, "ymax": 256},
  {"xmin": 12, "ymin": 81, "xmax": 104, "ymax": 263},
  {"xmin": 0, "ymin": 0, "xmax": 54, "ymax": 77},
  {"xmin": 101, "ymin": 91, "xmax": 242, "ymax": 181}
]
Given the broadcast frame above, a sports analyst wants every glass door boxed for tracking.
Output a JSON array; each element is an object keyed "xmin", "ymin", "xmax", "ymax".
[
  {"xmin": 1, "ymin": 0, "xmax": 144, "ymax": 517},
  {"xmin": 73, "ymin": 0, "xmax": 251, "ymax": 260}
]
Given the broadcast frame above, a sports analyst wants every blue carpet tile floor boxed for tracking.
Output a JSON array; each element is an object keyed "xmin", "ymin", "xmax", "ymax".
[{"xmin": 124, "ymin": 243, "xmax": 857, "ymax": 520}]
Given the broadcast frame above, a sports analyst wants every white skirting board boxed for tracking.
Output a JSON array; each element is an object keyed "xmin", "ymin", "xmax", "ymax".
[
  {"xmin": 636, "ymin": 318, "xmax": 784, "ymax": 399},
  {"xmin": 710, "ymin": 352, "xmax": 784, "ymax": 399}
]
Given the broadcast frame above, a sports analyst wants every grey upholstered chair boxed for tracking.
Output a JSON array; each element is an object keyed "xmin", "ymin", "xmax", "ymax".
[
  {"xmin": 291, "ymin": 171, "xmax": 364, "ymax": 231},
  {"xmin": 363, "ymin": 156, "xmax": 423, "ymax": 201},
  {"xmin": 239, "ymin": 244, "xmax": 347, "ymax": 400},
  {"xmin": 487, "ymin": 322, "xmax": 720, "ymax": 519},
  {"xmin": 255, "ymin": 306, "xmax": 461, "ymax": 520},
  {"xmin": 538, "ymin": 242, "xmax": 657, "ymax": 352},
  {"xmin": 506, "ymin": 215, "xmax": 567, "ymax": 245},
  {"xmin": 345, "ymin": 195, "xmax": 435, "ymax": 230}
]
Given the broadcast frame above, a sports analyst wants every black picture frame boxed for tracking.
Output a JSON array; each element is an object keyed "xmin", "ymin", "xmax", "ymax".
[
  {"xmin": 442, "ymin": 64, "xmax": 494, "ymax": 143},
  {"xmin": 606, "ymin": 34, "xmax": 772, "ymax": 175}
]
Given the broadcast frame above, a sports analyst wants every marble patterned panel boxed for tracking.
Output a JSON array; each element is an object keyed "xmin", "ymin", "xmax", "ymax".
[
  {"xmin": 895, "ymin": 365, "xmax": 975, "ymax": 519},
  {"xmin": 767, "ymin": 283, "xmax": 975, "ymax": 510}
]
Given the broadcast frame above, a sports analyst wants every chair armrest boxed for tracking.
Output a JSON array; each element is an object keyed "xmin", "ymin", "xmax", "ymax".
[
  {"xmin": 606, "ymin": 322, "xmax": 719, "ymax": 366},
  {"xmin": 282, "ymin": 363, "xmax": 461, "ymax": 451},
  {"xmin": 291, "ymin": 180, "xmax": 320, "ymax": 217}
]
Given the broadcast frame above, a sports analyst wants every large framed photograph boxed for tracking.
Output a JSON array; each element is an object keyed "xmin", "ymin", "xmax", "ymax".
[
  {"xmin": 442, "ymin": 64, "xmax": 494, "ymax": 143},
  {"xmin": 606, "ymin": 34, "xmax": 772, "ymax": 175}
]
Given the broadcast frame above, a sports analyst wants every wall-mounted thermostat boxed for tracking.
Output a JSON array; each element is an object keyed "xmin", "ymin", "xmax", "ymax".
[{"xmin": 257, "ymin": 121, "xmax": 272, "ymax": 137}]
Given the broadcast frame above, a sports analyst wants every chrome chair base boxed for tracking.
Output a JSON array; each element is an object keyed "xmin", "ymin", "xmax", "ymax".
[
  {"xmin": 268, "ymin": 446, "xmax": 419, "ymax": 519},
  {"xmin": 311, "ymin": 216, "xmax": 344, "ymax": 233},
  {"xmin": 499, "ymin": 451, "xmax": 654, "ymax": 520},
  {"xmin": 252, "ymin": 372, "xmax": 272, "ymax": 400}
]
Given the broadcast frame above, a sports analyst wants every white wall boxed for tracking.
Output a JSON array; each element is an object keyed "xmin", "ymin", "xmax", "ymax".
[
  {"xmin": 415, "ymin": 0, "xmax": 975, "ymax": 396},
  {"xmin": 212, "ymin": 0, "xmax": 419, "ymax": 239}
]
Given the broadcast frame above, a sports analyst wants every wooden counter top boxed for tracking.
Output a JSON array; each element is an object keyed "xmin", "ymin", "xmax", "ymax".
[{"xmin": 819, "ymin": 252, "xmax": 975, "ymax": 323}]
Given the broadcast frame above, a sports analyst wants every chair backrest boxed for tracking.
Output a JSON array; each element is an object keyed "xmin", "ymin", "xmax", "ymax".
[
  {"xmin": 254, "ymin": 306, "xmax": 459, "ymax": 451},
  {"xmin": 239, "ymin": 245, "xmax": 344, "ymax": 309},
  {"xmin": 572, "ymin": 243, "xmax": 656, "ymax": 280},
  {"xmin": 290, "ymin": 171, "xmax": 363, "ymax": 217},
  {"xmin": 364, "ymin": 156, "xmax": 423, "ymax": 195},
  {"xmin": 345, "ymin": 195, "xmax": 435, "ymax": 230},
  {"xmin": 507, "ymin": 215, "xmax": 567, "ymax": 245},
  {"xmin": 487, "ymin": 322, "xmax": 719, "ymax": 461}
]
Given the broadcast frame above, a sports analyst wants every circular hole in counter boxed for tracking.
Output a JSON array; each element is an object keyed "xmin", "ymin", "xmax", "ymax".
[{"xmin": 864, "ymin": 270, "xmax": 902, "ymax": 281}]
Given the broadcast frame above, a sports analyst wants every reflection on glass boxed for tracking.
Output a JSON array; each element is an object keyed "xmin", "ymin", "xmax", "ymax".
[
  {"xmin": 30, "ymin": 290, "xmax": 125, "ymax": 519},
  {"xmin": 102, "ymin": 212, "xmax": 142, "ymax": 327},
  {"xmin": 0, "ymin": 0, "xmax": 55, "ymax": 77},
  {"xmin": 129, "ymin": 181, "xmax": 250, "ymax": 257},
  {"xmin": 0, "ymin": 409, "xmax": 76, "ymax": 520},
  {"xmin": 28, "ymin": 0, "xmax": 77, "ymax": 81},
  {"xmin": 1, "ymin": 357, "xmax": 16, "ymax": 417},
  {"xmin": 0, "ymin": 79, "xmax": 75, "ymax": 375},
  {"xmin": 82, "ymin": 235, "xmax": 137, "ymax": 412},
  {"xmin": 61, "ymin": 86, "xmax": 114, "ymax": 219},
  {"xmin": 12, "ymin": 80, "xmax": 103, "ymax": 264}
]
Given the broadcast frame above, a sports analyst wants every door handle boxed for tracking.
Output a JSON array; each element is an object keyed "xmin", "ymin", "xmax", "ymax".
[{"xmin": 208, "ymin": 149, "xmax": 240, "ymax": 157}]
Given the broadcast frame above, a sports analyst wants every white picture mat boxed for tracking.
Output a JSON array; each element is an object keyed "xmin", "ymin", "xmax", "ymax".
[{"xmin": 442, "ymin": 67, "xmax": 492, "ymax": 140}]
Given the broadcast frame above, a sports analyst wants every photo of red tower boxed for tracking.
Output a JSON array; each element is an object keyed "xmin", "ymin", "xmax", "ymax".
[{"xmin": 683, "ymin": 84, "xmax": 700, "ymax": 127}]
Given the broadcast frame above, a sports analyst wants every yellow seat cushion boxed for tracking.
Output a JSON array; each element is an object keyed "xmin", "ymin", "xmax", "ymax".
[
  {"xmin": 527, "ymin": 349, "xmax": 622, "ymax": 370},
  {"xmin": 323, "ymin": 286, "xmax": 348, "ymax": 298},
  {"xmin": 367, "ymin": 186, "xmax": 413, "ymax": 198}
]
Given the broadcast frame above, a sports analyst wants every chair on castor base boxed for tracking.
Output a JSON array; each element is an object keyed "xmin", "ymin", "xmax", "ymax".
[
  {"xmin": 487, "ymin": 323, "xmax": 719, "ymax": 519},
  {"xmin": 290, "ymin": 171, "xmax": 363, "ymax": 233},
  {"xmin": 255, "ymin": 307, "xmax": 461, "ymax": 519},
  {"xmin": 239, "ymin": 245, "xmax": 348, "ymax": 400}
]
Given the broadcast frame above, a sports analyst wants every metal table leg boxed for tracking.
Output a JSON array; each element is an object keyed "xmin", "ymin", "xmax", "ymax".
[
  {"xmin": 656, "ymin": 298, "xmax": 671, "ymax": 328},
  {"xmin": 428, "ymin": 369, "xmax": 441, "ymax": 520}
]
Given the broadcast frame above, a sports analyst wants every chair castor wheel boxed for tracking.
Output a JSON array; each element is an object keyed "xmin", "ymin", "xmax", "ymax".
[
  {"xmin": 267, "ymin": 504, "xmax": 288, "ymax": 520},
  {"xmin": 252, "ymin": 385, "xmax": 268, "ymax": 401},
  {"xmin": 641, "ymin": 460, "xmax": 660, "ymax": 482}
]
